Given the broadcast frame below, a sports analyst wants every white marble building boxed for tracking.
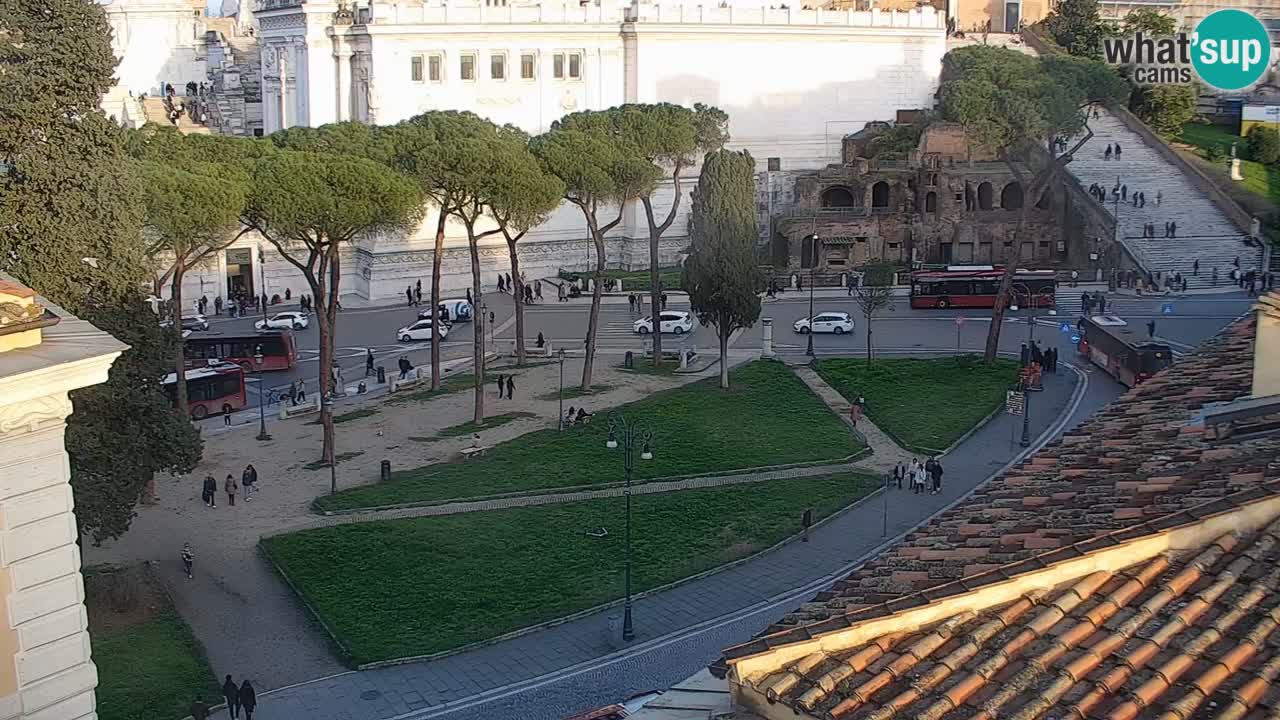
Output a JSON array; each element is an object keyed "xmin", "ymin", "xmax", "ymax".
[
  {"xmin": 99, "ymin": 0, "xmax": 212, "ymax": 126},
  {"xmin": 160, "ymin": 0, "xmax": 946, "ymax": 303}
]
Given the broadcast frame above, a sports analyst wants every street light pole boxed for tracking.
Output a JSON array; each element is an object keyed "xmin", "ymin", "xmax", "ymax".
[
  {"xmin": 805, "ymin": 269, "xmax": 816, "ymax": 357},
  {"xmin": 882, "ymin": 472, "xmax": 889, "ymax": 537},
  {"xmin": 1111, "ymin": 177, "xmax": 1122, "ymax": 246},
  {"xmin": 258, "ymin": 248, "xmax": 269, "ymax": 323},
  {"xmin": 254, "ymin": 348, "xmax": 270, "ymax": 442},
  {"xmin": 557, "ymin": 349, "xmax": 566, "ymax": 431},
  {"xmin": 1020, "ymin": 313, "xmax": 1033, "ymax": 447},
  {"xmin": 325, "ymin": 393, "xmax": 337, "ymax": 494},
  {"xmin": 606, "ymin": 413, "xmax": 653, "ymax": 643}
]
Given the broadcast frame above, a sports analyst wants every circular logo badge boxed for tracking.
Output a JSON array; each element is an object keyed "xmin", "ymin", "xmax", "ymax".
[{"xmin": 1191, "ymin": 9, "xmax": 1271, "ymax": 91}]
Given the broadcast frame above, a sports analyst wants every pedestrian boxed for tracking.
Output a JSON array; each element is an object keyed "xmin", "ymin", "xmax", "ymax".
[
  {"xmin": 496, "ymin": 373, "xmax": 505, "ymax": 399},
  {"xmin": 505, "ymin": 273, "xmax": 512, "ymax": 291},
  {"xmin": 1147, "ymin": 319, "xmax": 1156, "ymax": 338},
  {"xmin": 242, "ymin": 464, "xmax": 257, "ymax": 500},
  {"xmin": 498, "ymin": 275, "xmax": 505, "ymax": 293},
  {"xmin": 239, "ymin": 680, "xmax": 257, "ymax": 720},
  {"xmin": 181, "ymin": 542, "xmax": 194, "ymax": 579},
  {"xmin": 1164, "ymin": 221, "xmax": 1171, "ymax": 238},
  {"xmin": 1081, "ymin": 292, "xmax": 1092, "ymax": 316},
  {"xmin": 296, "ymin": 379, "xmax": 306, "ymax": 403},
  {"xmin": 1156, "ymin": 189, "xmax": 1162, "ymax": 205},
  {"xmin": 406, "ymin": 287, "xmax": 413, "ymax": 307},
  {"xmin": 225, "ymin": 473, "xmax": 237, "ymax": 507},
  {"xmin": 1120, "ymin": 184, "xmax": 1127, "ymax": 201},
  {"xmin": 1070, "ymin": 269, "xmax": 1078, "ymax": 287},
  {"xmin": 660, "ymin": 293, "xmax": 668, "ymax": 310},
  {"xmin": 415, "ymin": 285, "xmax": 422, "ymax": 305},
  {"xmin": 506, "ymin": 375, "xmax": 515, "ymax": 400},
  {"xmin": 398, "ymin": 356, "xmax": 411, "ymax": 380},
  {"xmin": 215, "ymin": 296, "xmax": 223, "ymax": 315},
  {"xmin": 1169, "ymin": 221, "xmax": 1177, "ymax": 238},
  {"xmin": 1181, "ymin": 276, "xmax": 1187, "ymax": 292},
  {"xmin": 536, "ymin": 331, "xmax": 545, "ymax": 348},
  {"xmin": 893, "ymin": 461, "xmax": 905, "ymax": 490},
  {"xmin": 365, "ymin": 349, "xmax": 375, "ymax": 377},
  {"xmin": 489, "ymin": 311, "xmax": 495, "ymax": 327},
  {"xmin": 466, "ymin": 288, "xmax": 473, "ymax": 305},
  {"xmin": 628, "ymin": 294, "xmax": 635, "ymax": 313},
  {"xmin": 525, "ymin": 285, "xmax": 533, "ymax": 303},
  {"xmin": 1096, "ymin": 292, "xmax": 1107, "ymax": 314},
  {"xmin": 223, "ymin": 408, "xmax": 232, "ymax": 427},
  {"xmin": 535, "ymin": 280, "xmax": 543, "ymax": 299},
  {"xmin": 849, "ymin": 399, "xmax": 861, "ymax": 427},
  {"xmin": 1193, "ymin": 259, "xmax": 1199, "ymax": 276},
  {"xmin": 202, "ymin": 475, "xmax": 217, "ymax": 508},
  {"xmin": 929, "ymin": 457, "xmax": 944, "ymax": 495},
  {"xmin": 190, "ymin": 695, "xmax": 210, "ymax": 720},
  {"xmin": 913, "ymin": 459, "xmax": 927, "ymax": 494},
  {"xmin": 1115, "ymin": 143, "xmax": 1122, "ymax": 158},
  {"xmin": 1104, "ymin": 144, "xmax": 1112, "ymax": 160},
  {"xmin": 846, "ymin": 275, "xmax": 854, "ymax": 296},
  {"xmin": 223, "ymin": 675, "xmax": 240, "ymax": 719},
  {"xmin": 558, "ymin": 284, "xmax": 566, "ymax": 302}
]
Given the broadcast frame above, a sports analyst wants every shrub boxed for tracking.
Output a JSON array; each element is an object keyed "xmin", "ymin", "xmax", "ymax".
[{"xmin": 1247, "ymin": 125, "xmax": 1280, "ymax": 165}]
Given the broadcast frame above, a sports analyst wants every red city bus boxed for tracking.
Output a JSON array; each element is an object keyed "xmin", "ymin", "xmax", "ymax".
[
  {"xmin": 1077, "ymin": 315, "xmax": 1173, "ymax": 388},
  {"xmin": 183, "ymin": 330, "xmax": 297, "ymax": 372},
  {"xmin": 910, "ymin": 266, "xmax": 1057, "ymax": 310},
  {"xmin": 163, "ymin": 362, "xmax": 247, "ymax": 419}
]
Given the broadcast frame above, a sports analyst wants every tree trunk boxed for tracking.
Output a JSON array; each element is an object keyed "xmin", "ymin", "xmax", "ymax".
[
  {"xmin": 982, "ymin": 161, "xmax": 1054, "ymax": 365},
  {"xmin": 640, "ymin": 167, "xmax": 684, "ymax": 368},
  {"xmin": 718, "ymin": 314, "xmax": 730, "ymax": 389},
  {"xmin": 315, "ymin": 250, "xmax": 335, "ymax": 465},
  {"xmin": 468, "ymin": 228, "xmax": 485, "ymax": 425},
  {"xmin": 430, "ymin": 212, "xmax": 446, "ymax": 390},
  {"xmin": 582, "ymin": 222, "xmax": 605, "ymax": 390},
  {"xmin": 507, "ymin": 235, "xmax": 526, "ymax": 366},
  {"xmin": 866, "ymin": 312, "xmax": 873, "ymax": 368},
  {"xmin": 170, "ymin": 262, "xmax": 189, "ymax": 417}
]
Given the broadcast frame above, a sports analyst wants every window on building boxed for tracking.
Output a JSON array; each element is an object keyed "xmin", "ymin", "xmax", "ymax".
[
  {"xmin": 767, "ymin": 157, "xmax": 781, "ymax": 171},
  {"xmin": 428, "ymin": 54, "xmax": 442, "ymax": 82},
  {"xmin": 820, "ymin": 187, "xmax": 857, "ymax": 208},
  {"xmin": 553, "ymin": 54, "xmax": 565, "ymax": 79},
  {"xmin": 460, "ymin": 54, "xmax": 476, "ymax": 81},
  {"xmin": 521, "ymin": 53, "xmax": 536, "ymax": 80},
  {"xmin": 871, "ymin": 181, "xmax": 890, "ymax": 208},
  {"xmin": 1001, "ymin": 182, "xmax": 1024, "ymax": 211},
  {"xmin": 977, "ymin": 182, "xmax": 994, "ymax": 210},
  {"xmin": 925, "ymin": 191, "xmax": 937, "ymax": 213},
  {"xmin": 490, "ymin": 54, "xmax": 506, "ymax": 80},
  {"xmin": 410, "ymin": 56, "xmax": 424, "ymax": 82},
  {"xmin": 569, "ymin": 52, "xmax": 581, "ymax": 79}
]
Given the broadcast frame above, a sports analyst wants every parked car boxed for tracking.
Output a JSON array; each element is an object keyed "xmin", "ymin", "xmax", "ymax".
[
  {"xmin": 255, "ymin": 311, "xmax": 309, "ymax": 331},
  {"xmin": 398, "ymin": 318, "xmax": 450, "ymax": 342},
  {"xmin": 161, "ymin": 314, "xmax": 210, "ymax": 332},
  {"xmin": 426, "ymin": 299, "xmax": 473, "ymax": 323},
  {"xmin": 633, "ymin": 311, "xmax": 693, "ymax": 335},
  {"xmin": 793, "ymin": 312, "xmax": 855, "ymax": 334}
]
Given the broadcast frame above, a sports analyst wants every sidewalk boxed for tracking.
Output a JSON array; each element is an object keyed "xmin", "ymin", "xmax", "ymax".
[{"xmin": 239, "ymin": 364, "xmax": 1084, "ymax": 720}]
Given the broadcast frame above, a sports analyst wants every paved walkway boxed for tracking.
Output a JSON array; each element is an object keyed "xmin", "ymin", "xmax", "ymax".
[
  {"xmin": 230, "ymin": 364, "xmax": 1085, "ymax": 720},
  {"xmin": 791, "ymin": 364, "xmax": 910, "ymax": 474}
]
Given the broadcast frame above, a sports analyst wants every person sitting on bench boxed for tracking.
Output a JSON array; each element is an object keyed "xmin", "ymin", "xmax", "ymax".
[{"xmin": 575, "ymin": 407, "xmax": 592, "ymax": 425}]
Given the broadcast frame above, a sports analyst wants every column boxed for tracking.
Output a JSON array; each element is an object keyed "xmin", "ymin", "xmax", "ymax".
[
  {"xmin": 334, "ymin": 46, "xmax": 353, "ymax": 123},
  {"xmin": 761, "ymin": 318, "xmax": 774, "ymax": 359}
]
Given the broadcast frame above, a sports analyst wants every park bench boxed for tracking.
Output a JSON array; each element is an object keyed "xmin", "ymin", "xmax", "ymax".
[
  {"xmin": 460, "ymin": 446, "xmax": 489, "ymax": 460},
  {"xmin": 389, "ymin": 370, "xmax": 423, "ymax": 393},
  {"xmin": 278, "ymin": 398, "xmax": 319, "ymax": 420}
]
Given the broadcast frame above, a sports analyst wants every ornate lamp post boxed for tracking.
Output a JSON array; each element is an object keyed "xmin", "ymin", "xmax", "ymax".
[
  {"xmin": 254, "ymin": 347, "xmax": 271, "ymax": 442},
  {"xmin": 258, "ymin": 248, "xmax": 269, "ymax": 323},
  {"xmin": 557, "ymin": 349, "xmax": 567, "ymax": 431},
  {"xmin": 606, "ymin": 413, "xmax": 654, "ymax": 642}
]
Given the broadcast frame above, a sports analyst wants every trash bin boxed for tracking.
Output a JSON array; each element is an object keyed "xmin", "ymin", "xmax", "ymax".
[
  {"xmin": 376, "ymin": 366, "xmax": 386, "ymax": 384},
  {"xmin": 606, "ymin": 614, "xmax": 622, "ymax": 648},
  {"xmin": 380, "ymin": 460, "xmax": 391, "ymax": 482},
  {"xmin": 624, "ymin": 351, "xmax": 634, "ymax": 369}
]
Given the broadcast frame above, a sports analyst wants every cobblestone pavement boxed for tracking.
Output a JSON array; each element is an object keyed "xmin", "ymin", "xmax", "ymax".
[{"xmin": 225, "ymin": 363, "xmax": 1087, "ymax": 720}]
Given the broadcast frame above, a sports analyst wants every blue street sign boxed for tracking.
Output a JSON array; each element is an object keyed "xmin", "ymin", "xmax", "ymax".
[
  {"xmin": 1059, "ymin": 322, "xmax": 1071, "ymax": 334},
  {"xmin": 1161, "ymin": 303, "xmax": 1175, "ymax": 315},
  {"xmin": 1070, "ymin": 334, "xmax": 1081, "ymax": 344}
]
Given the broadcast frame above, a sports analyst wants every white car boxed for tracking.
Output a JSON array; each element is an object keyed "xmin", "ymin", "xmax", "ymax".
[
  {"xmin": 633, "ymin": 311, "xmax": 693, "ymax": 335},
  {"xmin": 794, "ymin": 312, "xmax": 855, "ymax": 334},
  {"xmin": 255, "ymin": 311, "xmax": 309, "ymax": 331},
  {"xmin": 398, "ymin": 318, "xmax": 450, "ymax": 342},
  {"xmin": 426, "ymin": 299, "xmax": 473, "ymax": 323},
  {"xmin": 161, "ymin": 314, "xmax": 209, "ymax": 332}
]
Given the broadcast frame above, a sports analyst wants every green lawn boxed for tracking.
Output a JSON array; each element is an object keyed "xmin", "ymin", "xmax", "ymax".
[
  {"xmin": 1178, "ymin": 122, "xmax": 1280, "ymax": 205},
  {"xmin": 267, "ymin": 473, "xmax": 872, "ymax": 664},
  {"xmin": 433, "ymin": 412, "xmax": 537, "ymax": 438},
  {"xmin": 602, "ymin": 267, "xmax": 683, "ymax": 291},
  {"xmin": 816, "ymin": 356, "xmax": 1018, "ymax": 452},
  {"xmin": 87, "ymin": 569, "xmax": 221, "ymax": 720},
  {"xmin": 536, "ymin": 384, "xmax": 619, "ymax": 401},
  {"xmin": 314, "ymin": 362, "xmax": 861, "ymax": 512}
]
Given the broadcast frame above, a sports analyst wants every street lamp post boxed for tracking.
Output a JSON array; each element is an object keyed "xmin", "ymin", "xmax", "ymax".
[
  {"xmin": 1111, "ymin": 177, "xmax": 1122, "ymax": 246},
  {"xmin": 606, "ymin": 413, "xmax": 654, "ymax": 643},
  {"xmin": 254, "ymin": 348, "xmax": 271, "ymax": 442},
  {"xmin": 882, "ymin": 471, "xmax": 890, "ymax": 537},
  {"xmin": 480, "ymin": 302, "xmax": 489, "ymax": 355},
  {"xmin": 805, "ymin": 273, "xmax": 816, "ymax": 357},
  {"xmin": 557, "ymin": 349, "xmax": 566, "ymax": 431},
  {"xmin": 258, "ymin": 248, "xmax": 269, "ymax": 323},
  {"xmin": 1020, "ymin": 313, "xmax": 1034, "ymax": 448}
]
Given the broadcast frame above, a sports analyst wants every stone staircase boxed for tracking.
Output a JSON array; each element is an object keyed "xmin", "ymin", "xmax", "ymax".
[
  {"xmin": 1065, "ymin": 108, "xmax": 1264, "ymax": 288},
  {"xmin": 141, "ymin": 96, "xmax": 211, "ymax": 135}
]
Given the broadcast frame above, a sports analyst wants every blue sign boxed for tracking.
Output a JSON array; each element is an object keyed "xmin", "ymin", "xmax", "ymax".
[
  {"xmin": 1161, "ymin": 303, "xmax": 1175, "ymax": 315},
  {"xmin": 1059, "ymin": 322, "xmax": 1071, "ymax": 334},
  {"xmin": 1070, "ymin": 334, "xmax": 1081, "ymax": 344}
]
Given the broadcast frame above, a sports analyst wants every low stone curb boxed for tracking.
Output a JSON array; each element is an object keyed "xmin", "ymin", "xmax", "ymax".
[
  {"xmin": 256, "ymin": 541, "xmax": 360, "ymax": 666},
  {"xmin": 350, "ymin": 474, "xmax": 884, "ymax": 671}
]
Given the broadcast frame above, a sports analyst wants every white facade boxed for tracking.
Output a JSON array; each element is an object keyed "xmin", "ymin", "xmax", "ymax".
[
  {"xmin": 172, "ymin": 0, "xmax": 946, "ymax": 303},
  {"xmin": 102, "ymin": 0, "xmax": 210, "ymax": 97}
]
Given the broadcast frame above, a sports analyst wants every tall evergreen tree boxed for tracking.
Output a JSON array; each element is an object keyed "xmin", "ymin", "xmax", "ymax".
[
  {"xmin": 681, "ymin": 149, "xmax": 762, "ymax": 389},
  {"xmin": 1045, "ymin": 0, "xmax": 1105, "ymax": 58},
  {"xmin": 1, "ymin": 0, "xmax": 202, "ymax": 542}
]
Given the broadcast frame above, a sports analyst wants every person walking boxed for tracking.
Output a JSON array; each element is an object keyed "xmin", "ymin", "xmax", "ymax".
[
  {"xmin": 365, "ymin": 349, "xmax": 375, "ymax": 377},
  {"xmin": 190, "ymin": 695, "xmax": 210, "ymax": 720},
  {"xmin": 912, "ymin": 460, "xmax": 926, "ymax": 494},
  {"xmin": 1115, "ymin": 143, "xmax": 1122, "ymax": 158},
  {"xmin": 1104, "ymin": 144, "xmax": 1112, "ymax": 160},
  {"xmin": 628, "ymin": 294, "xmax": 635, "ymax": 313},
  {"xmin": 929, "ymin": 457, "xmax": 944, "ymax": 495},
  {"xmin": 849, "ymin": 397, "xmax": 863, "ymax": 427},
  {"xmin": 406, "ymin": 286, "xmax": 414, "ymax": 307},
  {"xmin": 498, "ymin": 275, "xmax": 506, "ymax": 293},
  {"xmin": 496, "ymin": 374, "xmax": 505, "ymax": 399},
  {"xmin": 505, "ymin": 375, "xmax": 515, "ymax": 400},
  {"xmin": 223, "ymin": 408, "xmax": 232, "ymax": 427},
  {"xmin": 535, "ymin": 280, "xmax": 543, "ymax": 299},
  {"xmin": 466, "ymin": 288, "xmax": 473, "ymax": 305},
  {"xmin": 202, "ymin": 475, "xmax": 217, "ymax": 508},
  {"xmin": 296, "ymin": 379, "xmax": 306, "ymax": 403},
  {"xmin": 1193, "ymin": 259, "xmax": 1199, "ymax": 277},
  {"xmin": 223, "ymin": 675, "xmax": 241, "ymax": 719},
  {"xmin": 505, "ymin": 273, "xmax": 512, "ymax": 291},
  {"xmin": 1147, "ymin": 319, "xmax": 1156, "ymax": 338},
  {"xmin": 239, "ymin": 680, "xmax": 257, "ymax": 720},
  {"xmin": 242, "ymin": 464, "xmax": 257, "ymax": 500},
  {"xmin": 224, "ymin": 474, "xmax": 237, "ymax": 507},
  {"xmin": 181, "ymin": 542, "xmax": 194, "ymax": 579},
  {"xmin": 1156, "ymin": 189, "xmax": 1162, "ymax": 205},
  {"xmin": 892, "ymin": 461, "xmax": 905, "ymax": 490}
]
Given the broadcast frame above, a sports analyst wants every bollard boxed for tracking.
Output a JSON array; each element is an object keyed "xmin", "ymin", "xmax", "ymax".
[
  {"xmin": 802, "ymin": 508, "xmax": 812, "ymax": 542},
  {"xmin": 380, "ymin": 460, "xmax": 391, "ymax": 482},
  {"xmin": 376, "ymin": 366, "xmax": 386, "ymax": 384},
  {"xmin": 624, "ymin": 351, "xmax": 634, "ymax": 369}
]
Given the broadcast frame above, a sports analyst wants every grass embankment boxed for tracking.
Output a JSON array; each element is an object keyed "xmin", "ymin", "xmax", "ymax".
[
  {"xmin": 267, "ymin": 473, "xmax": 872, "ymax": 664},
  {"xmin": 314, "ymin": 361, "xmax": 861, "ymax": 512},
  {"xmin": 601, "ymin": 267, "xmax": 683, "ymax": 291},
  {"xmin": 817, "ymin": 356, "xmax": 1018, "ymax": 452},
  {"xmin": 1178, "ymin": 122, "xmax": 1280, "ymax": 206},
  {"xmin": 87, "ymin": 565, "xmax": 222, "ymax": 720}
]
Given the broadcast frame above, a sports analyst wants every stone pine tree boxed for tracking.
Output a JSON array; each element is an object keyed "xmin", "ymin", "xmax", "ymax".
[
  {"xmin": 137, "ymin": 161, "xmax": 249, "ymax": 417},
  {"xmin": 939, "ymin": 45, "xmax": 1126, "ymax": 364},
  {"xmin": 0, "ymin": 0, "xmax": 202, "ymax": 542},
  {"xmin": 614, "ymin": 103, "xmax": 729, "ymax": 366},
  {"xmin": 1045, "ymin": 0, "xmax": 1105, "ymax": 57},
  {"xmin": 533, "ymin": 118, "xmax": 659, "ymax": 390},
  {"xmin": 681, "ymin": 149, "xmax": 762, "ymax": 390},
  {"xmin": 244, "ymin": 150, "xmax": 422, "ymax": 464}
]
